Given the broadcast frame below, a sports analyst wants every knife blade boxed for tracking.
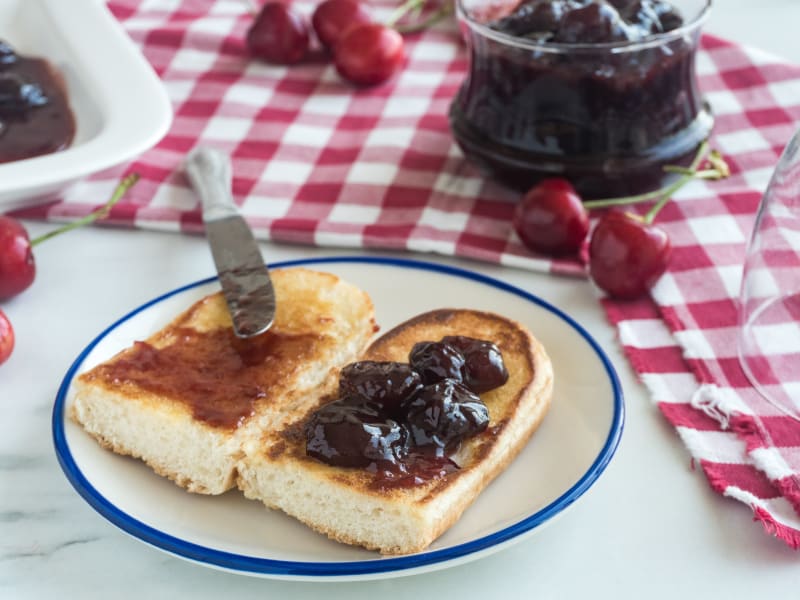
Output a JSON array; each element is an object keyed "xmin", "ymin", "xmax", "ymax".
[{"xmin": 184, "ymin": 146, "xmax": 275, "ymax": 338}]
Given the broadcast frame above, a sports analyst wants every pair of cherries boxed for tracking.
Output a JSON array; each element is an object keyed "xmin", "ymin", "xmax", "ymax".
[
  {"xmin": 512, "ymin": 145, "xmax": 729, "ymax": 299},
  {"xmin": 512, "ymin": 179, "xmax": 671, "ymax": 300},
  {"xmin": 246, "ymin": 0, "xmax": 405, "ymax": 86}
]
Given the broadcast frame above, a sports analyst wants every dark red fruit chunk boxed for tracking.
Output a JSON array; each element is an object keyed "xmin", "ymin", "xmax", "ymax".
[
  {"xmin": 648, "ymin": 0, "xmax": 683, "ymax": 30},
  {"xmin": 618, "ymin": 0, "xmax": 664, "ymax": 34},
  {"xmin": 312, "ymin": 0, "xmax": 371, "ymax": 49},
  {"xmin": 513, "ymin": 178, "xmax": 589, "ymax": 256},
  {"xmin": 339, "ymin": 361, "xmax": 422, "ymax": 412},
  {"xmin": 489, "ymin": 0, "xmax": 567, "ymax": 39},
  {"xmin": 406, "ymin": 379, "xmax": 489, "ymax": 452},
  {"xmin": 554, "ymin": 2, "xmax": 632, "ymax": 43},
  {"xmin": 333, "ymin": 23, "xmax": 404, "ymax": 86},
  {"xmin": 0, "ymin": 216, "xmax": 35, "ymax": 300},
  {"xmin": 409, "ymin": 341, "xmax": 465, "ymax": 385},
  {"xmin": 588, "ymin": 210, "xmax": 672, "ymax": 299},
  {"xmin": 305, "ymin": 399, "xmax": 408, "ymax": 468},
  {"xmin": 246, "ymin": 2, "xmax": 310, "ymax": 65},
  {"xmin": 441, "ymin": 336, "xmax": 508, "ymax": 393},
  {"xmin": 0, "ymin": 309, "xmax": 14, "ymax": 365}
]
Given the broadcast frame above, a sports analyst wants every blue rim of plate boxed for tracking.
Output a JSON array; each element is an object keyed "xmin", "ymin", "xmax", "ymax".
[{"xmin": 52, "ymin": 256, "xmax": 624, "ymax": 578}]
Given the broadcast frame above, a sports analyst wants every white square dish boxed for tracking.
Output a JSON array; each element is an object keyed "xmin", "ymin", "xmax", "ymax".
[{"xmin": 0, "ymin": 0, "xmax": 172, "ymax": 211}]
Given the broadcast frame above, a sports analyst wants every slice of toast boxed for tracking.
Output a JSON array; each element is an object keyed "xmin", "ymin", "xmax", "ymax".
[
  {"xmin": 70, "ymin": 268, "xmax": 376, "ymax": 494},
  {"xmin": 237, "ymin": 308, "xmax": 553, "ymax": 555}
]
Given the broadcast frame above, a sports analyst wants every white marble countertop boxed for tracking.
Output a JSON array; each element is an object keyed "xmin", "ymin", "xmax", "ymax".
[{"xmin": 3, "ymin": 1, "xmax": 800, "ymax": 597}]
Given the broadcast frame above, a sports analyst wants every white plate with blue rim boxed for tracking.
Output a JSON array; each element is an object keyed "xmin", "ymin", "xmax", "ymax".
[{"xmin": 53, "ymin": 256, "xmax": 624, "ymax": 581}]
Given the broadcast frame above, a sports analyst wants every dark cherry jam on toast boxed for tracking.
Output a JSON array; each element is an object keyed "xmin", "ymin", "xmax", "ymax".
[
  {"xmin": 304, "ymin": 336, "xmax": 509, "ymax": 486},
  {"xmin": 0, "ymin": 40, "xmax": 75, "ymax": 163},
  {"xmin": 86, "ymin": 328, "xmax": 322, "ymax": 429},
  {"xmin": 449, "ymin": 0, "xmax": 713, "ymax": 198}
]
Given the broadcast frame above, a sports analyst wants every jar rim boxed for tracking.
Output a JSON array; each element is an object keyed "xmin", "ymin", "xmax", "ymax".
[{"xmin": 456, "ymin": 0, "xmax": 713, "ymax": 54}]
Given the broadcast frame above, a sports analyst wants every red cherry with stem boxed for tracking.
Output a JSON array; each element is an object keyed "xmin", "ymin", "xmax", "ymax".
[
  {"xmin": 588, "ymin": 210, "xmax": 672, "ymax": 299},
  {"xmin": 513, "ymin": 178, "xmax": 589, "ymax": 255},
  {"xmin": 333, "ymin": 23, "xmax": 405, "ymax": 86},
  {"xmin": 0, "ymin": 309, "xmax": 14, "ymax": 365},
  {"xmin": 246, "ymin": 2, "xmax": 310, "ymax": 65},
  {"xmin": 0, "ymin": 174, "xmax": 138, "ymax": 300},
  {"xmin": 0, "ymin": 216, "xmax": 35, "ymax": 300},
  {"xmin": 312, "ymin": 0, "xmax": 371, "ymax": 49}
]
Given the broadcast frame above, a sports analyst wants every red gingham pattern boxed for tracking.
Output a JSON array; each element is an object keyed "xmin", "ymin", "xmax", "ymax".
[{"xmin": 12, "ymin": 0, "xmax": 800, "ymax": 548}]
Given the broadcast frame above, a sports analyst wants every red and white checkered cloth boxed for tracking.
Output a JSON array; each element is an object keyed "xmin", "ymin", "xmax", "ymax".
[{"xmin": 13, "ymin": 0, "xmax": 800, "ymax": 548}]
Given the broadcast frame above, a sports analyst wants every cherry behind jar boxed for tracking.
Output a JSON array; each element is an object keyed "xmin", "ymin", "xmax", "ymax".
[{"xmin": 448, "ymin": 0, "xmax": 713, "ymax": 199}]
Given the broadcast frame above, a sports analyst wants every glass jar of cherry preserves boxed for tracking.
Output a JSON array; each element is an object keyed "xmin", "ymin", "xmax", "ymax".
[{"xmin": 449, "ymin": 0, "xmax": 713, "ymax": 199}]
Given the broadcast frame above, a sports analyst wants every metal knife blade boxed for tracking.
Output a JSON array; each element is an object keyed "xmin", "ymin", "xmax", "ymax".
[{"xmin": 185, "ymin": 146, "xmax": 275, "ymax": 338}]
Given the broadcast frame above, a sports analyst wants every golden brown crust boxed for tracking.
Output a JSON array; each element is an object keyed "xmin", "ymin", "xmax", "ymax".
[{"xmin": 244, "ymin": 308, "xmax": 554, "ymax": 553}]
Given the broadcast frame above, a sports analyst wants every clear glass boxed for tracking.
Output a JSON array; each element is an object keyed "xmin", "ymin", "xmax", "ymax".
[
  {"xmin": 449, "ymin": 0, "xmax": 713, "ymax": 199},
  {"xmin": 739, "ymin": 128, "xmax": 800, "ymax": 420}
]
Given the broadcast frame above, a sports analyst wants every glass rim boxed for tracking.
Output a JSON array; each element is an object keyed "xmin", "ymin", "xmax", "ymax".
[{"xmin": 456, "ymin": 0, "xmax": 713, "ymax": 54}]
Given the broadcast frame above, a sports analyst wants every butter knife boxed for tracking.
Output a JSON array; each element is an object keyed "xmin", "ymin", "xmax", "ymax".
[{"xmin": 184, "ymin": 146, "xmax": 275, "ymax": 338}]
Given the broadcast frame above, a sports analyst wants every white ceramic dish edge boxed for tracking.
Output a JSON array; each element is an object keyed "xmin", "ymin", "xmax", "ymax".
[{"xmin": 0, "ymin": 0, "xmax": 172, "ymax": 209}]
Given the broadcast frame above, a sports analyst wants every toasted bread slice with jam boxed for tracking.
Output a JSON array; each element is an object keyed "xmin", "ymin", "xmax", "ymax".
[
  {"xmin": 236, "ymin": 308, "xmax": 553, "ymax": 555},
  {"xmin": 70, "ymin": 268, "xmax": 376, "ymax": 494}
]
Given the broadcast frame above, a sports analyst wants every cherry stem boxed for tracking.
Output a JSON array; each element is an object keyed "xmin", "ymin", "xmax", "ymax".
[
  {"xmin": 394, "ymin": 3, "xmax": 455, "ymax": 33},
  {"xmin": 581, "ymin": 140, "xmax": 729, "ymax": 224},
  {"xmin": 386, "ymin": 0, "xmax": 453, "ymax": 32},
  {"xmin": 642, "ymin": 142, "xmax": 709, "ymax": 224},
  {"xmin": 30, "ymin": 173, "xmax": 140, "ymax": 247},
  {"xmin": 386, "ymin": 0, "xmax": 426, "ymax": 27}
]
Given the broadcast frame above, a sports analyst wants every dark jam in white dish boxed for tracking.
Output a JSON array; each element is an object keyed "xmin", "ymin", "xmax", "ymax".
[{"xmin": 0, "ymin": 40, "xmax": 75, "ymax": 164}]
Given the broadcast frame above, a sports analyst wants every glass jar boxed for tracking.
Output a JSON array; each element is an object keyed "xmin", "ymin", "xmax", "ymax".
[{"xmin": 449, "ymin": 0, "xmax": 713, "ymax": 199}]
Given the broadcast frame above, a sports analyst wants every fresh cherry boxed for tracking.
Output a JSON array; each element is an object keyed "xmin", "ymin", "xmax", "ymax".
[
  {"xmin": 333, "ymin": 23, "xmax": 405, "ymax": 86},
  {"xmin": 312, "ymin": 0, "xmax": 372, "ymax": 49},
  {"xmin": 246, "ymin": 2, "xmax": 310, "ymax": 65},
  {"xmin": 513, "ymin": 178, "xmax": 590, "ymax": 256},
  {"xmin": 0, "ymin": 215, "xmax": 35, "ymax": 300},
  {"xmin": 588, "ymin": 210, "xmax": 672, "ymax": 299},
  {"xmin": 0, "ymin": 309, "xmax": 14, "ymax": 366}
]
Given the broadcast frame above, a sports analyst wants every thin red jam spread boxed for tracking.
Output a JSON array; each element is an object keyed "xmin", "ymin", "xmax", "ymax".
[
  {"xmin": 86, "ymin": 327, "xmax": 322, "ymax": 429},
  {"xmin": 449, "ymin": 0, "xmax": 712, "ymax": 198},
  {"xmin": 304, "ymin": 336, "xmax": 509, "ymax": 486},
  {"xmin": 0, "ymin": 40, "xmax": 75, "ymax": 163}
]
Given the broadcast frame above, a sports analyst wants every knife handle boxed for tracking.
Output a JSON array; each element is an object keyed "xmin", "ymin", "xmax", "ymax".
[{"xmin": 184, "ymin": 146, "xmax": 238, "ymax": 222}]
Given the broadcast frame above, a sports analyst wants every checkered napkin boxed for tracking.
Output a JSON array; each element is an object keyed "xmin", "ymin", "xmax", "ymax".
[
  {"xmin": 13, "ymin": 0, "xmax": 800, "ymax": 548},
  {"xmin": 602, "ymin": 35, "xmax": 800, "ymax": 547}
]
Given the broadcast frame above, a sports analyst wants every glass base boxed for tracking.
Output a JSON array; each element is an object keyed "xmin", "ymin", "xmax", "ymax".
[
  {"xmin": 739, "ymin": 292, "xmax": 800, "ymax": 421},
  {"xmin": 448, "ymin": 100, "xmax": 714, "ymax": 200}
]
